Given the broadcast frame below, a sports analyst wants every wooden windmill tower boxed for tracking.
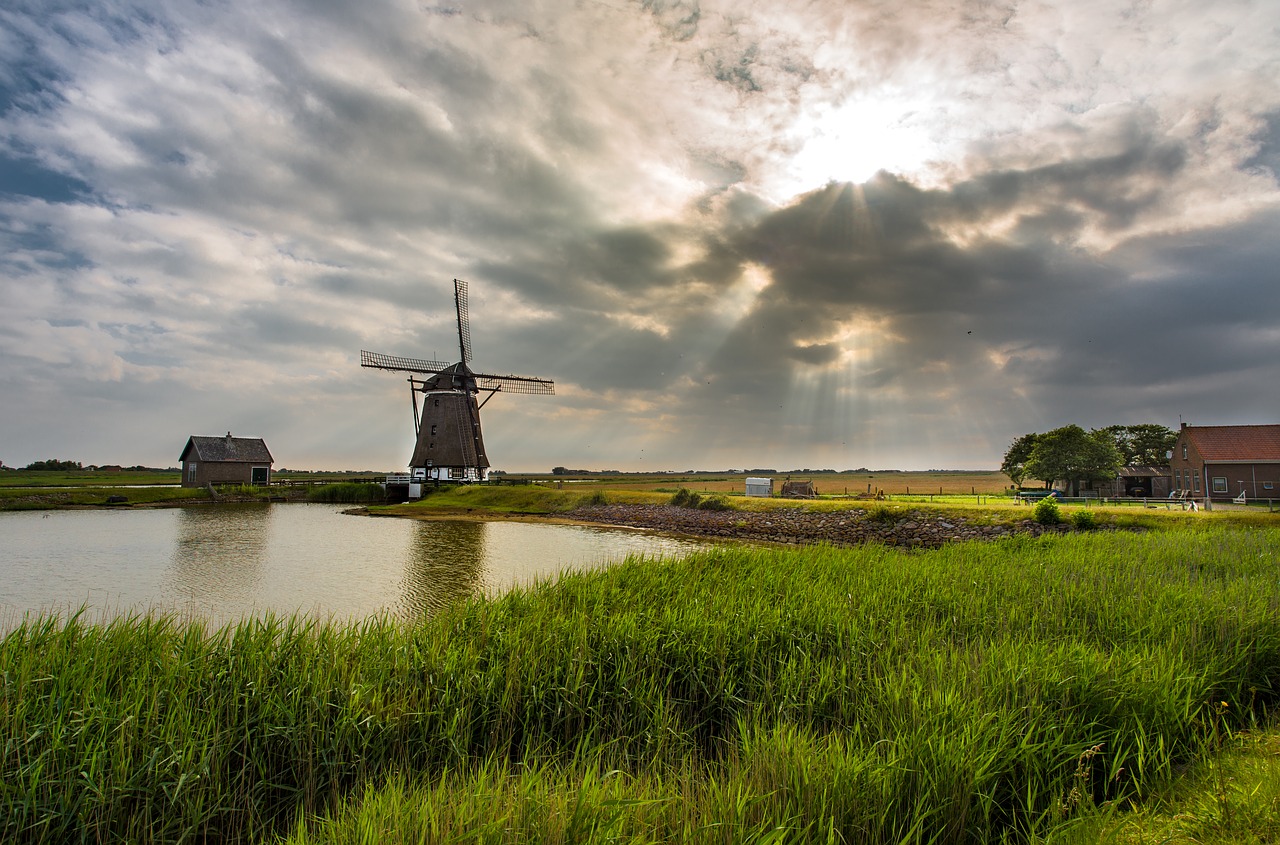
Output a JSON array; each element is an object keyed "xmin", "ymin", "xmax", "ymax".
[{"xmin": 361, "ymin": 279, "xmax": 554, "ymax": 486}]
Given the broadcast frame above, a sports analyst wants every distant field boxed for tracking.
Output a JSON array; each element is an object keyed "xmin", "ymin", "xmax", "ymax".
[
  {"xmin": 516, "ymin": 470, "xmax": 1013, "ymax": 496},
  {"xmin": 0, "ymin": 469, "xmax": 1013, "ymax": 495},
  {"xmin": 0, "ymin": 469, "xmax": 180, "ymax": 488}
]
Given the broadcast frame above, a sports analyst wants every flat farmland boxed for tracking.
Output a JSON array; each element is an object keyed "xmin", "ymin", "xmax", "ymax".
[{"xmin": 525, "ymin": 469, "xmax": 1012, "ymax": 496}]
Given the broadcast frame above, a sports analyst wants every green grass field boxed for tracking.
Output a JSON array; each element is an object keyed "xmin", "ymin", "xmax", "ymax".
[
  {"xmin": 3, "ymin": 515, "xmax": 1278, "ymax": 843},
  {"xmin": 0, "ymin": 469, "xmax": 181, "ymax": 488}
]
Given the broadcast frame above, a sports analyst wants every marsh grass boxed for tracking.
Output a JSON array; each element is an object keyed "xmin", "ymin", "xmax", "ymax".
[
  {"xmin": 1046, "ymin": 719, "xmax": 1280, "ymax": 844},
  {"xmin": 3, "ymin": 525, "xmax": 1279, "ymax": 843},
  {"xmin": 305, "ymin": 482, "xmax": 387, "ymax": 504}
]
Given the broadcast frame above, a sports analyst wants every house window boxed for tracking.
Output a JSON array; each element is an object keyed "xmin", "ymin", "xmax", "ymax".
[
  {"xmin": 1182, "ymin": 444, "xmax": 1188, "ymax": 459},
  {"xmin": 430, "ymin": 425, "xmax": 437, "ymax": 435},
  {"xmin": 1174, "ymin": 470, "xmax": 1182, "ymax": 489},
  {"xmin": 187, "ymin": 463, "xmax": 197, "ymax": 482},
  {"xmin": 449, "ymin": 467, "xmax": 466, "ymax": 479},
  {"xmin": 1265, "ymin": 482, "xmax": 1274, "ymax": 490},
  {"xmin": 1212, "ymin": 477, "xmax": 1228, "ymax": 493},
  {"xmin": 1193, "ymin": 469, "xmax": 1201, "ymax": 493}
]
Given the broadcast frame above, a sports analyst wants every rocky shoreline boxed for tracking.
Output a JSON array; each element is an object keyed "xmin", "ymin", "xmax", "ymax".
[{"xmin": 566, "ymin": 503, "xmax": 1078, "ymax": 549}]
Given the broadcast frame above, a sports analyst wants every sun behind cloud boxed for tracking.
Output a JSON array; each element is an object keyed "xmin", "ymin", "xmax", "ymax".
[{"xmin": 775, "ymin": 93, "xmax": 943, "ymax": 194}]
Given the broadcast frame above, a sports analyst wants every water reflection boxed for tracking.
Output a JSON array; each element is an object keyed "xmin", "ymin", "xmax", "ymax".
[
  {"xmin": 398, "ymin": 520, "xmax": 488, "ymax": 619},
  {"xmin": 169, "ymin": 506, "xmax": 271, "ymax": 607},
  {"xmin": 0, "ymin": 505, "xmax": 719, "ymax": 626}
]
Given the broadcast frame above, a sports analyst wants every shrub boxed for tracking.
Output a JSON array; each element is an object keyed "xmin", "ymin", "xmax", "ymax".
[
  {"xmin": 583, "ymin": 490, "xmax": 609, "ymax": 507},
  {"xmin": 863, "ymin": 504, "xmax": 899, "ymax": 524},
  {"xmin": 670, "ymin": 489, "xmax": 725, "ymax": 509},
  {"xmin": 696, "ymin": 496, "xmax": 733, "ymax": 511},
  {"xmin": 1071, "ymin": 509, "xmax": 1097, "ymax": 530},
  {"xmin": 1033, "ymin": 497, "xmax": 1061, "ymax": 525}
]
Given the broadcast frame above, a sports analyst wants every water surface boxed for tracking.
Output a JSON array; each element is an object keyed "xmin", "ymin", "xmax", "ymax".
[{"xmin": 0, "ymin": 504, "xmax": 713, "ymax": 627}]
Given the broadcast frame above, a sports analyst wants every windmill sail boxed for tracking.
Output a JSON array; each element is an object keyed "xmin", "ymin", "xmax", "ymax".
[
  {"xmin": 360, "ymin": 350, "xmax": 451, "ymax": 374},
  {"xmin": 454, "ymin": 278, "xmax": 472, "ymax": 365},
  {"xmin": 474, "ymin": 373, "xmax": 555, "ymax": 394}
]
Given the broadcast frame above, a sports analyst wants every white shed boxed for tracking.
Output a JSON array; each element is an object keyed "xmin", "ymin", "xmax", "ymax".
[{"xmin": 745, "ymin": 477, "xmax": 773, "ymax": 497}]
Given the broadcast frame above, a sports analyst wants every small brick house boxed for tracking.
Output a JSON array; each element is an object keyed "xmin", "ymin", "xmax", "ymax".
[
  {"xmin": 179, "ymin": 433, "xmax": 274, "ymax": 488},
  {"xmin": 1169, "ymin": 423, "xmax": 1280, "ymax": 501}
]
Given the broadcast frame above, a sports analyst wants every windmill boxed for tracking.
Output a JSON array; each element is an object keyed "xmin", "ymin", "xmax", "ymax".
[{"xmin": 361, "ymin": 279, "xmax": 554, "ymax": 486}]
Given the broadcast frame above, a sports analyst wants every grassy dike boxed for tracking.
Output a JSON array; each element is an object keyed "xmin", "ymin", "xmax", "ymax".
[{"xmin": 3, "ymin": 518, "xmax": 1279, "ymax": 843}]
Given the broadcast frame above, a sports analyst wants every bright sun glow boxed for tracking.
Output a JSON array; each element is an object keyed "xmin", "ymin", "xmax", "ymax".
[{"xmin": 779, "ymin": 95, "xmax": 938, "ymax": 195}]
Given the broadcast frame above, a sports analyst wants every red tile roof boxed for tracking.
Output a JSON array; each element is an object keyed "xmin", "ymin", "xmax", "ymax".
[{"xmin": 1184, "ymin": 424, "xmax": 1280, "ymax": 462}]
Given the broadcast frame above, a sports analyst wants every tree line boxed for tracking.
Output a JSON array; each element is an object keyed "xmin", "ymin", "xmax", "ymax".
[
  {"xmin": 19, "ymin": 459, "xmax": 84, "ymax": 471},
  {"xmin": 1001, "ymin": 424, "xmax": 1177, "ymax": 496}
]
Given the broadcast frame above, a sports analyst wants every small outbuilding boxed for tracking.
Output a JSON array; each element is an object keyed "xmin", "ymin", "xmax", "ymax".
[
  {"xmin": 745, "ymin": 477, "xmax": 773, "ymax": 497},
  {"xmin": 1106, "ymin": 466, "xmax": 1172, "ymax": 499},
  {"xmin": 780, "ymin": 479, "xmax": 817, "ymax": 499},
  {"xmin": 179, "ymin": 433, "xmax": 274, "ymax": 488}
]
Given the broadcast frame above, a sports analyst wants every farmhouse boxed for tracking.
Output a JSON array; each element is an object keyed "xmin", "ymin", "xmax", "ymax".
[
  {"xmin": 1169, "ymin": 423, "xmax": 1280, "ymax": 501},
  {"xmin": 179, "ymin": 433, "xmax": 274, "ymax": 488}
]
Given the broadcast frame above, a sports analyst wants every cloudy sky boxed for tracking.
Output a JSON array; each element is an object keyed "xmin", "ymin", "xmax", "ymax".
[{"xmin": 2, "ymin": 0, "xmax": 1277, "ymax": 472}]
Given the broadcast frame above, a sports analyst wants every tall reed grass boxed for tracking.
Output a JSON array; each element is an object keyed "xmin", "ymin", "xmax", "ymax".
[
  {"xmin": 305, "ymin": 482, "xmax": 387, "ymax": 504},
  {"xmin": 2, "ymin": 524, "xmax": 1278, "ymax": 843}
]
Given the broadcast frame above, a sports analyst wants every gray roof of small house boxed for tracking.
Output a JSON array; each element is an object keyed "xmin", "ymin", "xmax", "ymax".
[{"xmin": 180, "ymin": 435, "xmax": 273, "ymax": 464}]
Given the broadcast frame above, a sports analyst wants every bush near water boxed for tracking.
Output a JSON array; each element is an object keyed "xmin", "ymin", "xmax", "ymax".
[{"xmin": 3, "ymin": 522, "xmax": 1279, "ymax": 843}]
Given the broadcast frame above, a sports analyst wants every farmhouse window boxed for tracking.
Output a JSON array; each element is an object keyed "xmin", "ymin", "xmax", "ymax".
[
  {"xmin": 1174, "ymin": 470, "xmax": 1181, "ymax": 489},
  {"xmin": 1182, "ymin": 444, "xmax": 1188, "ymax": 459},
  {"xmin": 1193, "ymin": 470, "xmax": 1201, "ymax": 493},
  {"xmin": 1212, "ymin": 477, "xmax": 1228, "ymax": 493},
  {"xmin": 1265, "ymin": 482, "xmax": 1274, "ymax": 490},
  {"xmin": 188, "ymin": 463, "xmax": 197, "ymax": 482}
]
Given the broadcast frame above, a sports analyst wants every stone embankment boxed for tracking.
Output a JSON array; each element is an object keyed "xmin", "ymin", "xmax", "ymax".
[{"xmin": 568, "ymin": 504, "xmax": 1072, "ymax": 549}]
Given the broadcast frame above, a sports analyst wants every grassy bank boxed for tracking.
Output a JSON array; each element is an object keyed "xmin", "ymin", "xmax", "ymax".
[
  {"xmin": 377, "ymin": 483, "xmax": 670, "ymax": 516},
  {"xmin": 0, "ymin": 484, "xmax": 209, "ymax": 510},
  {"xmin": 3, "ymin": 521, "xmax": 1279, "ymax": 843}
]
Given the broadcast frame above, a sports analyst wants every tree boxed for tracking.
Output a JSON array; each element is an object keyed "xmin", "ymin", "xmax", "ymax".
[
  {"xmin": 1001, "ymin": 433, "xmax": 1040, "ymax": 487},
  {"xmin": 1024, "ymin": 425, "xmax": 1123, "ymax": 497},
  {"xmin": 23, "ymin": 459, "xmax": 82, "ymax": 471},
  {"xmin": 1100, "ymin": 424, "xmax": 1177, "ymax": 466}
]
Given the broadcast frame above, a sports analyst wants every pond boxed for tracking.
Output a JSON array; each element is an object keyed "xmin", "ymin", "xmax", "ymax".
[{"xmin": 0, "ymin": 504, "xmax": 715, "ymax": 627}]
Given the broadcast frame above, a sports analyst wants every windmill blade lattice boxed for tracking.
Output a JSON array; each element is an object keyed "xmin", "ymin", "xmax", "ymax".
[
  {"xmin": 454, "ymin": 278, "xmax": 472, "ymax": 365},
  {"xmin": 360, "ymin": 350, "xmax": 451, "ymax": 374},
  {"xmin": 474, "ymin": 373, "xmax": 556, "ymax": 395}
]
